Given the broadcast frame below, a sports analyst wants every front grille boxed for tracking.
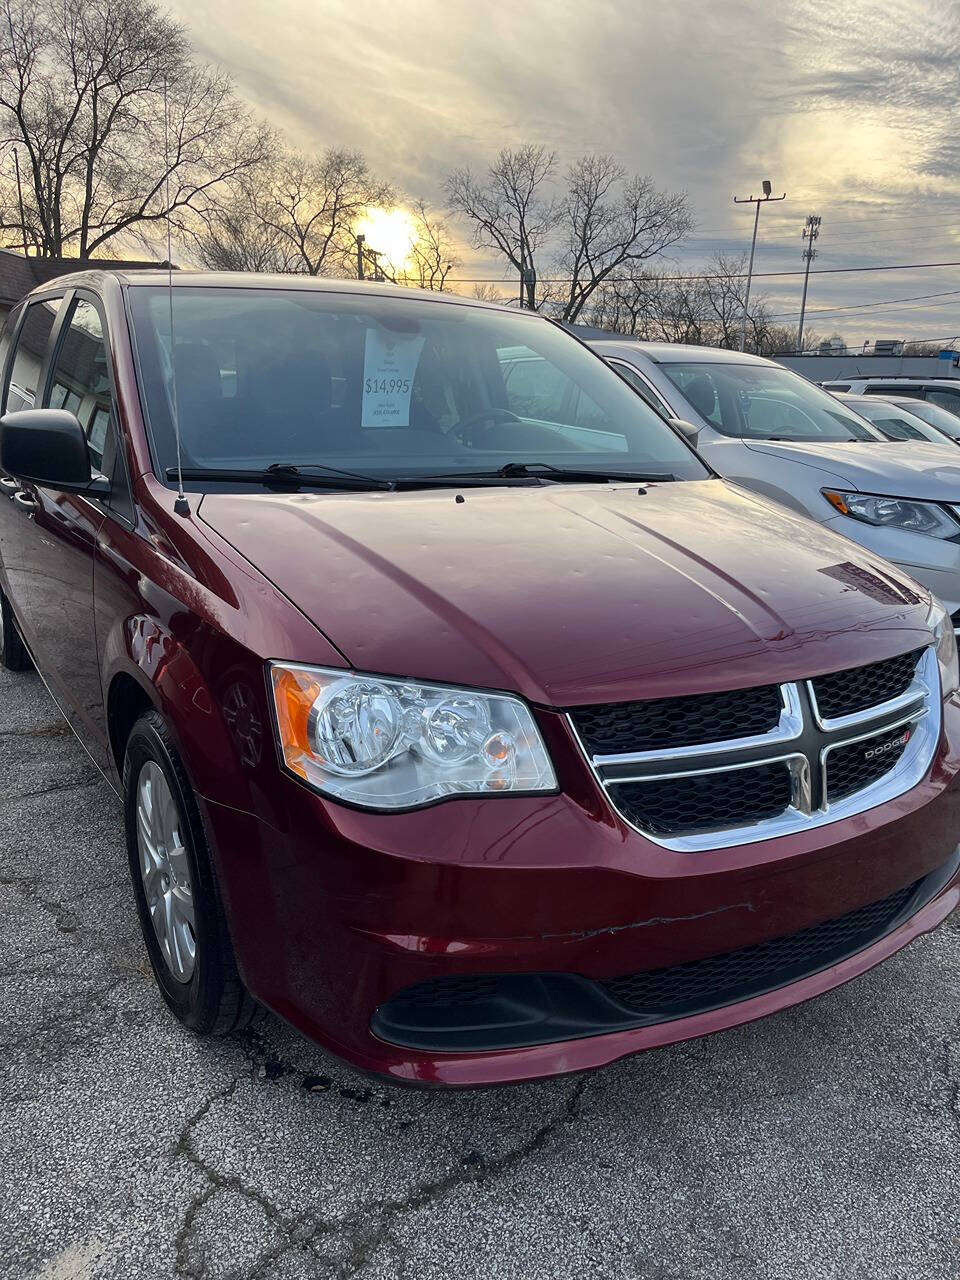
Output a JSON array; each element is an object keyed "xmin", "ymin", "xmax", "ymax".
[
  {"xmin": 568, "ymin": 644, "xmax": 936, "ymax": 850},
  {"xmin": 610, "ymin": 763, "xmax": 792, "ymax": 837},
  {"xmin": 826, "ymin": 725, "xmax": 912, "ymax": 803},
  {"xmin": 570, "ymin": 684, "xmax": 782, "ymax": 755},
  {"xmin": 811, "ymin": 647, "xmax": 923, "ymax": 720},
  {"xmin": 601, "ymin": 876, "xmax": 919, "ymax": 1015}
]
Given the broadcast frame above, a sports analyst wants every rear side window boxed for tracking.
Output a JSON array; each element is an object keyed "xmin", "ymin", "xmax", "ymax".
[
  {"xmin": 865, "ymin": 384, "xmax": 922, "ymax": 399},
  {"xmin": 4, "ymin": 298, "xmax": 61, "ymax": 411},
  {"xmin": 925, "ymin": 388, "xmax": 960, "ymax": 416},
  {"xmin": 48, "ymin": 299, "xmax": 114, "ymax": 471}
]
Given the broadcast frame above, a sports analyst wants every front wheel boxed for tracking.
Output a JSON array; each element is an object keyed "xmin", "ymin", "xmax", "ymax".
[
  {"xmin": 0, "ymin": 588, "xmax": 31, "ymax": 671},
  {"xmin": 123, "ymin": 709, "xmax": 256, "ymax": 1035}
]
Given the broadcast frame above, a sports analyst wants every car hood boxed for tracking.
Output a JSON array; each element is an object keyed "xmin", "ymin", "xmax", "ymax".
[
  {"xmin": 199, "ymin": 479, "xmax": 931, "ymax": 706},
  {"xmin": 743, "ymin": 439, "xmax": 960, "ymax": 500}
]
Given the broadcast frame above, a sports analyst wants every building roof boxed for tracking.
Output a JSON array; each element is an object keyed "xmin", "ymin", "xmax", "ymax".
[{"xmin": 0, "ymin": 249, "xmax": 170, "ymax": 307}]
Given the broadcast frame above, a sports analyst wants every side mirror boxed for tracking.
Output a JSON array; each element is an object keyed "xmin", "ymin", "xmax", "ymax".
[
  {"xmin": 668, "ymin": 417, "xmax": 700, "ymax": 445},
  {"xmin": 0, "ymin": 409, "xmax": 94, "ymax": 491}
]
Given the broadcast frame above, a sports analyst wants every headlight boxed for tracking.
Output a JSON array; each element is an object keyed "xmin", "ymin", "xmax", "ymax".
[
  {"xmin": 927, "ymin": 598, "xmax": 959, "ymax": 697},
  {"xmin": 823, "ymin": 491, "xmax": 960, "ymax": 539},
  {"xmin": 269, "ymin": 664, "xmax": 557, "ymax": 809}
]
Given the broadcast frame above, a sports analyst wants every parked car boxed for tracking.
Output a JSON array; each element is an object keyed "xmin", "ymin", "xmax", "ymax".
[
  {"xmin": 593, "ymin": 338, "xmax": 960, "ymax": 622},
  {"xmin": 834, "ymin": 393, "xmax": 960, "ymax": 445},
  {"xmin": 884, "ymin": 396, "xmax": 960, "ymax": 441},
  {"xmin": 820, "ymin": 375, "xmax": 960, "ymax": 418},
  {"xmin": 1, "ymin": 275, "xmax": 958, "ymax": 1087}
]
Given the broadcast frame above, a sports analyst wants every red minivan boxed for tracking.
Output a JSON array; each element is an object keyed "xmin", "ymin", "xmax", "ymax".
[{"xmin": 0, "ymin": 272, "xmax": 957, "ymax": 1086}]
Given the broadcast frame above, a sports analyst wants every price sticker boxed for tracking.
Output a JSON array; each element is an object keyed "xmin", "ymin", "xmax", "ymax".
[{"xmin": 361, "ymin": 329, "xmax": 425, "ymax": 428}]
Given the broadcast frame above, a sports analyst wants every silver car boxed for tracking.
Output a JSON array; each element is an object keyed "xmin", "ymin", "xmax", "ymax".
[{"xmin": 591, "ymin": 339, "xmax": 960, "ymax": 618}]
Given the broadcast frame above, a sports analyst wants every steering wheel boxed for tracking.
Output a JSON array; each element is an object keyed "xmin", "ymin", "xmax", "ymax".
[{"xmin": 453, "ymin": 407, "xmax": 523, "ymax": 448}]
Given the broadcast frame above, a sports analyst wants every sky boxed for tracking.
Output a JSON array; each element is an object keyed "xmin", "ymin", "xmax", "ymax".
[{"xmin": 168, "ymin": 0, "xmax": 960, "ymax": 345}]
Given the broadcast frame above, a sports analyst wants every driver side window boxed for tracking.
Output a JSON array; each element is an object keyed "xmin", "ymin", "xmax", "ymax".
[
  {"xmin": 47, "ymin": 299, "xmax": 113, "ymax": 473},
  {"xmin": 46, "ymin": 296, "xmax": 133, "ymax": 521}
]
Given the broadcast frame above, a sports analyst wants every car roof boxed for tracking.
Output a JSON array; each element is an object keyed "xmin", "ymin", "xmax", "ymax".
[
  {"xmin": 845, "ymin": 375, "xmax": 960, "ymax": 385},
  {"xmin": 588, "ymin": 337, "xmax": 775, "ymax": 366},
  {"xmin": 22, "ymin": 269, "xmax": 513, "ymax": 314}
]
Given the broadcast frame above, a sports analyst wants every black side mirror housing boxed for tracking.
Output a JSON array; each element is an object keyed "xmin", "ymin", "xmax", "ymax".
[
  {"xmin": 0, "ymin": 409, "xmax": 98, "ymax": 492},
  {"xmin": 667, "ymin": 417, "xmax": 700, "ymax": 445}
]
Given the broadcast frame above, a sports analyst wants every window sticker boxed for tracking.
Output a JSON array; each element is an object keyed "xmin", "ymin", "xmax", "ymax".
[{"xmin": 361, "ymin": 328, "xmax": 425, "ymax": 428}]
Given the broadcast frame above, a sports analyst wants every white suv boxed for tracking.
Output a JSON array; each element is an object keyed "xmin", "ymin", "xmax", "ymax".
[
  {"xmin": 819, "ymin": 376, "xmax": 960, "ymax": 418},
  {"xmin": 589, "ymin": 338, "xmax": 960, "ymax": 619}
]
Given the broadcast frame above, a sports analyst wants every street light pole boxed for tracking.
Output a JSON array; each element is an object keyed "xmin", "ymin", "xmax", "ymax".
[{"xmin": 733, "ymin": 180, "xmax": 786, "ymax": 351}]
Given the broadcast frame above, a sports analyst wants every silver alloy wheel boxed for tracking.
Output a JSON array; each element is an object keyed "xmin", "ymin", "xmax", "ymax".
[{"xmin": 135, "ymin": 760, "xmax": 196, "ymax": 983}]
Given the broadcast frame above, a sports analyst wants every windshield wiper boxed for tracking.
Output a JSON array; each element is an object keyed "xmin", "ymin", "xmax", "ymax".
[
  {"xmin": 497, "ymin": 461, "xmax": 676, "ymax": 482},
  {"xmin": 165, "ymin": 464, "xmax": 395, "ymax": 491},
  {"xmin": 410, "ymin": 462, "xmax": 677, "ymax": 485}
]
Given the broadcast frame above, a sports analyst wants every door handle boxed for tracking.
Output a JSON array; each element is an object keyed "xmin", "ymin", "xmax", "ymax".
[{"xmin": 12, "ymin": 489, "xmax": 37, "ymax": 511}]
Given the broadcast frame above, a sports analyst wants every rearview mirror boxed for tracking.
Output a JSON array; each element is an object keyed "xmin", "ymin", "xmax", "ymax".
[
  {"xmin": 668, "ymin": 417, "xmax": 700, "ymax": 445},
  {"xmin": 0, "ymin": 409, "xmax": 94, "ymax": 491}
]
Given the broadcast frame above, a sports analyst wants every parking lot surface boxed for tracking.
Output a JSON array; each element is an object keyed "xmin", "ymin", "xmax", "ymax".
[{"xmin": 1, "ymin": 663, "xmax": 958, "ymax": 1280}]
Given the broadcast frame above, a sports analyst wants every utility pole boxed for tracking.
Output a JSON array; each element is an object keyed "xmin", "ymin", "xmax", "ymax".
[
  {"xmin": 796, "ymin": 214, "xmax": 821, "ymax": 354},
  {"xmin": 733, "ymin": 179, "xmax": 786, "ymax": 351},
  {"xmin": 356, "ymin": 233, "xmax": 365, "ymax": 280}
]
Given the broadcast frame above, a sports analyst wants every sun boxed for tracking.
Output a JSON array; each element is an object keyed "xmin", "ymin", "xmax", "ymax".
[{"xmin": 354, "ymin": 207, "xmax": 416, "ymax": 274}]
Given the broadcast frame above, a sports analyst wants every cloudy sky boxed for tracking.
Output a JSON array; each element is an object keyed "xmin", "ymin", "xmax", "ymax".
[{"xmin": 170, "ymin": 0, "xmax": 960, "ymax": 344}]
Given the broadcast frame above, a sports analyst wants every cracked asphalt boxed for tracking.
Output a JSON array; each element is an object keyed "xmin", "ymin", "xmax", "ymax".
[{"xmin": 1, "ymin": 663, "xmax": 958, "ymax": 1280}]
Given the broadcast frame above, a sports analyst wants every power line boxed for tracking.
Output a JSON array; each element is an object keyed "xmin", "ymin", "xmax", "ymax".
[
  {"xmin": 688, "ymin": 213, "xmax": 960, "ymax": 237},
  {"xmin": 448, "ymin": 258, "xmax": 960, "ymax": 284},
  {"xmin": 770, "ymin": 287, "xmax": 960, "ymax": 322}
]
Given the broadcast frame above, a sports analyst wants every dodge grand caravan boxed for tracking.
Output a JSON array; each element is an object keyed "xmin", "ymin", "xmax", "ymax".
[{"xmin": 0, "ymin": 273, "xmax": 958, "ymax": 1087}]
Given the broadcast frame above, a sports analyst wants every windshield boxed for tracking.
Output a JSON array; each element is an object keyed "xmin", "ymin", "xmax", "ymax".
[
  {"xmin": 127, "ymin": 287, "xmax": 709, "ymax": 486},
  {"xmin": 894, "ymin": 399, "xmax": 960, "ymax": 439},
  {"xmin": 659, "ymin": 361, "xmax": 883, "ymax": 442},
  {"xmin": 844, "ymin": 398, "xmax": 945, "ymax": 443}
]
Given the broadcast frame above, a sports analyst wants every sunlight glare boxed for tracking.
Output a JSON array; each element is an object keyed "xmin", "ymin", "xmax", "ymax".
[{"xmin": 354, "ymin": 207, "xmax": 417, "ymax": 273}]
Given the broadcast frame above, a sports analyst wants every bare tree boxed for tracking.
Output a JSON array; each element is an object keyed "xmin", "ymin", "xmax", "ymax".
[
  {"xmin": 586, "ymin": 252, "xmax": 782, "ymax": 354},
  {"xmin": 400, "ymin": 200, "xmax": 459, "ymax": 290},
  {"xmin": 0, "ymin": 0, "xmax": 268, "ymax": 258},
  {"xmin": 186, "ymin": 177, "xmax": 293, "ymax": 272},
  {"xmin": 258, "ymin": 148, "xmax": 392, "ymax": 277},
  {"xmin": 446, "ymin": 144, "xmax": 557, "ymax": 309},
  {"xmin": 471, "ymin": 282, "xmax": 508, "ymax": 303},
  {"xmin": 555, "ymin": 156, "xmax": 691, "ymax": 322},
  {"xmin": 903, "ymin": 339, "xmax": 951, "ymax": 356}
]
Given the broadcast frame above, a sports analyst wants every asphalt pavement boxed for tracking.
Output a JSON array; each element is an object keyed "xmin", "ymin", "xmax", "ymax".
[{"xmin": 1, "ymin": 663, "xmax": 958, "ymax": 1280}]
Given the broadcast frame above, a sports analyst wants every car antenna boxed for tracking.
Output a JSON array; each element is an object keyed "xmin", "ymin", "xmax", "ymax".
[{"xmin": 163, "ymin": 77, "xmax": 189, "ymax": 517}]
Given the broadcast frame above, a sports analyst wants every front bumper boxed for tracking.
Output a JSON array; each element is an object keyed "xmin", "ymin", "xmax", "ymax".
[{"xmin": 202, "ymin": 698, "xmax": 960, "ymax": 1087}]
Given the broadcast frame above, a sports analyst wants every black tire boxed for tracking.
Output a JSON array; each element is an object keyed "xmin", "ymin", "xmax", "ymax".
[
  {"xmin": 123, "ymin": 709, "xmax": 257, "ymax": 1035},
  {"xmin": 0, "ymin": 588, "xmax": 31, "ymax": 671}
]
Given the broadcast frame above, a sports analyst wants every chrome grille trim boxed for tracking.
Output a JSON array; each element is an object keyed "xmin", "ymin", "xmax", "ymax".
[
  {"xmin": 569, "ymin": 645, "xmax": 940, "ymax": 852},
  {"xmin": 807, "ymin": 669, "xmax": 929, "ymax": 733}
]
